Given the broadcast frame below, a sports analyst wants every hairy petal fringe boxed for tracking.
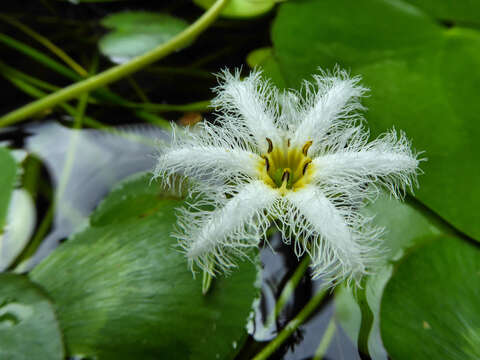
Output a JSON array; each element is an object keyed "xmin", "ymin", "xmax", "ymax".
[
  {"xmin": 211, "ymin": 69, "xmax": 281, "ymax": 153},
  {"xmin": 313, "ymin": 129, "xmax": 423, "ymax": 198},
  {"xmin": 283, "ymin": 185, "xmax": 382, "ymax": 287},
  {"xmin": 291, "ymin": 66, "xmax": 369, "ymax": 152},
  {"xmin": 176, "ymin": 181, "xmax": 279, "ymax": 276}
]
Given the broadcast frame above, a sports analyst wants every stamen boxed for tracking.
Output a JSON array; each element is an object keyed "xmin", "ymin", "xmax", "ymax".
[
  {"xmin": 262, "ymin": 155, "xmax": 270, "ymax": 171},
  {"xmin": 302, "ymin": 141, "xmax": 313, "ymax": 156},
  {"xmin": 302, "ymin": 159, "xmax": 312, "ymax": 175},
  {"xmin": 287, "ymin": 138, "xmax": 291, "ymax": 147},
  {"xmin": 266, "ymin": 137, "xmax": 273, "ymax": 153}
]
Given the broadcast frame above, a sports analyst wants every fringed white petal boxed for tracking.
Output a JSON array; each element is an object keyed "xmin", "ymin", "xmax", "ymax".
[
  {"xmin": 313, "ymin": 129, "xmax": 422, "ymax": 198},
  {"xmin": 211, "ymin": 69, "xmax": 281, "ymax": 153},
  {"xmin": 291, "ymin": 67, "xmax": 368, "ymax": 153},
  {"xmin": 154, "ymin": 145, "xmax": 260, "ymax": 185},
  {"xmin": 283, "ymin": 185, "xmax": 382, "ymax": 286},
  {"xmin": 176, "ymin": 181, "xmax": 279, "ymax": 275},
  {"xmin": 153, "ymin": 122, "xmax": 262, "ymax": 188},
  {"xmin": 276, "ymin": 90, "xmax": 302, "ymax": 131}
]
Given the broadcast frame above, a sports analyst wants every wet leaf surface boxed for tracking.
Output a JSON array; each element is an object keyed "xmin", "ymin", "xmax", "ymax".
[
  {"xmin": 0, "ymin": 273, "xmax": 64, "ymax": 360},
  {"xmin": 31, "ymin": 173, "xmax": 261, "ymax": 360}
]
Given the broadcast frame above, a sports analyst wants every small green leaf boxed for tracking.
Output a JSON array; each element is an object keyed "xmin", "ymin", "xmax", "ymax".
[
  {"xmin": 194, "ymin": 0, "xmax": 276, "ymax": 18},
  {"xmin": 31, "ymin": 173, "xmax": 261, "ymax": 360},
  {"xmin": 0, "ymin": 147, "xmax": 17, "ymax": 232},
  {"xmin": 99, "ymin": 12, "xmax": 189, "ymax": 63},
  {"xmin": 381, "ymin": 236, "xmax": 480, "ymax": 359},
  {"xmin": 0, "ymin": 273, "xmax": 64, "ymax": 360}
]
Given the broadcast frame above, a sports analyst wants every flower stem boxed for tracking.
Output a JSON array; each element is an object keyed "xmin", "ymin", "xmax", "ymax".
[
  {"xmin": 252, "ymin": 287, "xmax": 328, "ymax": 360},
  {"xmin": 313, "ymin": 316, "xmax": 336, "ymax": 359},
  {"xmin": 0, "ymin": 0, "xmax": 229, "ymax": 127},
  {"xmin": 264, "ymin": 256, "xmax": 311, "ymax": 330}
]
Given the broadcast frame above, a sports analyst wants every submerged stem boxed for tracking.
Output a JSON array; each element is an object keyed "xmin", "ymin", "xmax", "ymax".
[
  {"xmin": 253, "ymin": 287, "xmax": 328, "ymax": 360},
  {"xmin": 263, "ymin": 256, "xmax": 311, "ymax": 331},
  {"xmin": 313, "ymin": 316, "xmax": 336, "ymax": 359}
]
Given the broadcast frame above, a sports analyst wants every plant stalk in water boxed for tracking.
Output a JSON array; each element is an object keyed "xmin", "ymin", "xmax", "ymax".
[{"xmin": 0, "ymin": 0, "xmax": 229, "ymax": 126}]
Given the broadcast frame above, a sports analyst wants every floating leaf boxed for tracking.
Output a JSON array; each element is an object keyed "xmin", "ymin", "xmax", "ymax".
[
  {"xmin": 194, "ymin": 0, "xmax": 276, "ymax": 18},
  {"xmin": 0, "ymin": 273, "xmax": 64, "ymax": 360},
  {"xmin": 0, "ymin": 147, "xmax": 17, "ymax": 231},
  {"xmin": 381, "ymin": 236, "xmax": 480, "ymax": 359},
  {"xmin": 31, "ymin": 173, "xmax": 261, "ymax": 360},
  {"xmin": 271, "ymin": 0, "xmax": 480, "ymax": 240},
  {"xmin": 335, "ymin": 193, "xmax": 447, "ymax": 359},
  {"xmin": 99, "ymin": 12, "xmax": 189, "ymax": 63},
  {"xmin": 402, "ymin": 0, "xmax": 480, "ymax": 25}
]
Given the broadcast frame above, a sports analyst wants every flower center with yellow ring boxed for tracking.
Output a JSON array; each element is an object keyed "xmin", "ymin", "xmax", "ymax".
[{"xmin": 258, "ymin": 138, "xmax": 314, "ymax": 195}]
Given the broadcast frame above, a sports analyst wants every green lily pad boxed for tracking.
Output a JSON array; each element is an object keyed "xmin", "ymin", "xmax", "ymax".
[
  {"xmin": 381, "ymin": 236, "xmax": 480, "ymax": 359},
  {"xmin": 0, "ymin": 147, "xmax": 17, "ymax": 232},
  {"xmin": 99, "ymin": 12, "xmax": 188, "ymax": 63},
  {"xmin": 270, "ymin": 0, "xmax": 480, "ymax": 241},
  {"xmin": 31, "ymin": 173, "xmax": 261, "ymax": 360},
  {"xmin": 402, "ymin": 0, "xmax": 480, "ymax": 26},
  {"xmin": 335, "ymin": 193, "xmax": 447, "ymax": 358},
  {"xmin": 194, "ymin": 0, "xmax": 276, "ymax": 18},
  {"xmin": 0, "ymin": 273, "xmax": 64, "ymax": 360}
]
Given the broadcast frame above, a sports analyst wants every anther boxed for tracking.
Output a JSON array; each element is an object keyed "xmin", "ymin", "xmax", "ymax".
[
  {"xmin": 302, "ymin": 141, "xmax": 313, "ymax": 156},
  {"xmin": 262, "ymin": 155, "xmax": 270, "ymax": 171},
  {"xmin": 281, "ymin": 169, "xmax": 290, "ymax": 183},
  {"xmin": 266, "ymin": 138, "xmax": 273, "ymax": 153},
  {"xmin": 287, "ymin": 138, "xmax": 291, "ymax": 147},
  {"xmin": 302, "ymin": 159, "xmax": 312, "ymax": 175}
]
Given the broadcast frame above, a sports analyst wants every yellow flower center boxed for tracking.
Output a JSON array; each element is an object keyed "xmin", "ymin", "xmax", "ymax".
[{"xmin": 258, "ymin": 137, "xmax": 314, "ymax": 195}]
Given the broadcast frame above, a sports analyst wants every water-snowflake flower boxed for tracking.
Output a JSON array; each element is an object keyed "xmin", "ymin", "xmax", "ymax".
[{"xmin": 153, "ymin": 68, "xmax": 422, "ymax": 286}]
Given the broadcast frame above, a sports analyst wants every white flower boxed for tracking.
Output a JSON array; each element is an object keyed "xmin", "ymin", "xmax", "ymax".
[{"xmin": 153, "ymin": 68, "xmax": 422, "ymax": 286}]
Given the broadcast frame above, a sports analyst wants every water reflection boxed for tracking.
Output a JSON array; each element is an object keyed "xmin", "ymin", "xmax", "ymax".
[{"xmin": 23, "ymin": 121, "xmax": 167, "ymax": 269}]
